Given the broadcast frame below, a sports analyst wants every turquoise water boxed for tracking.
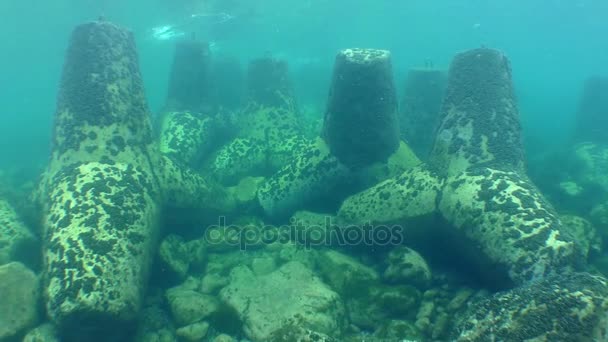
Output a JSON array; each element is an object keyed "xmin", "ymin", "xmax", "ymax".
[
  {"xmin": 2, "ymin": 1, "xmax": 607, "ymax": 174},
  {"xmin": 2, "ymin": 1, "xmax": 608, "ymax": 341}
]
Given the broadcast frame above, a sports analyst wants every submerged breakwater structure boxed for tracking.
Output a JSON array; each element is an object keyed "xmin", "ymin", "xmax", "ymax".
[
  {"xmin": 3, "ymin": 15, "xmax": 605, "ymax": 341},
  {"xmin": 36, "ymin": 21, "xmax": 236, "ymax": 341},
  {"xmin": 400, "ymin": 68, "xmax": 447, "ymax": 160},
  {"xmin": 338, "ymin": 48, "xmax": 581, "ymax": 285}
]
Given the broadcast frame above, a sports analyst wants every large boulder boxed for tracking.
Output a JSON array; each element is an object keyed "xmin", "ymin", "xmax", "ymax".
[
  {"xmin": 220, "ymin": 261, "xmax": 345, "ymax": 341},
  {"xmin": 0, "ymin": 199, "xmax": 38, "ymax": 267},
  {"xmin": 0, "ymin": 262, "xmax": 40, "ymax": 341}
]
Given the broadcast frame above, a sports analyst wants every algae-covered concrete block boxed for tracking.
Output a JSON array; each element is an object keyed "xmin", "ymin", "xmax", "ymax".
[
  {"xmin": 439, "ymin": 168, "xmax": 581, "ymax": 284},
  {"xmin": 429, "ymin": 48, "xmax": 524, "ymax": 176},
  {"xmin": 323, "ymin": 48, "xmax": 400, "ymax": 168},
  {"xmin": 338, "ymin": 166, "xmax": 442, "ymax": 225},
  {"xmin": 453, "ymin": 272, "xmax": 608, "ymax": 341}
]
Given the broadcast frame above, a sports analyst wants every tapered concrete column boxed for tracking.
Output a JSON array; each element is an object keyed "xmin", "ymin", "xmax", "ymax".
[
  {"xmin": 429, "ymin": 48, "xmax": 524, "ymax": 176},
  {"xmin": 322, "ymin": 48, "xmax": 400, "ymax": 169}
]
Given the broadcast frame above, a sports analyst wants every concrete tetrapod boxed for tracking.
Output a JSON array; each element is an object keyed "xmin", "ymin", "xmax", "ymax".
[
  {"xmin": 337, "ymin": 48, "xmax": 582, "ymax": 286},
  {"xmin": 36, "ymin": 21, "xmax": 236, "ymax": 342}
]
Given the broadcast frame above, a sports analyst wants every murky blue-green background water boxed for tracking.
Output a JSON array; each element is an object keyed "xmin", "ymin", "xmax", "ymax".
[{"xmin": 1, "ymin": 0, "xmax": 607, "ymax": 178}]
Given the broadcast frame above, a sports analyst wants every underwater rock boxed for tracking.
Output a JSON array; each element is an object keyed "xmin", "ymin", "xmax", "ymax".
[
  {"xmin": 290, "ymin": 210, "xmax": 333, "ymax": 228},
  {"xmin": 591, "ymin": 201, "xmax": 608, "ymax": 229},
  {"xmin": 165, "ymin": 40, "xmax": 211, "ymax": 113},
  {"xmin": 413, "ymin": 285, "xmax": 481, "ymax": 340},
  {"xmin": 274, "ymin": 242, "xmax": 319, "ymax": 269},
  {"xmin": 400, "ymin": 68, "xmax": 447, "ymax": 160},
  {"xmin": 0, "ymin": 262, "xmax": 40, "ymax": 341},
  {"xmin": 570, "ymin": 142, "xmax": 608, "ymax": 192},
  {"xmin": 439, "ymin": 168, "xmax": 581, "ymax": 284},
  {"xmin": 219, "ymin": 261, "xmax": 345, "ymax": 341},
  {"xmin": 0, "ymin": 199, "xmax": 38, "ymax": 267},
  {"xmin": 158, "ymin": 235, "xmax": 207, "ymax": 281},
  {"xmin": 206, "ymin": 57, "xmax": 307, "ymax": 185},
  {"xmin": 383, "ymin": 246, "xmax": 432, "ymax": 289},
  {"xmin": 257, "ymin": 137, "xmax": 352, "ymax": 220},
  {"xmin": 212, "ymin": 334, "xmax": 235, "ymax": 342},
  {"xmin": 135, "ymin": 304, "xmax": 177, "ymax": 342},
  {"xmin": 346, "ymin": 282, "xmax": 421, "ymax": 331},
  {"xmin": 159, "ymin": 235, "xmax": 191, "ymax": 280},
  {"xmin": 166, "ymin": 285, "xmax": 220, "ymax": 327},
  {"xmin": 373, "ymin": 319, "xmax": 423, "ymax": 341},
  {"xmin": 429, "ymin": 48, "xmax": 524, "ymax": 177},
  {"xmin": 175, "ymin": 321, "xmax": 210, "ymax": 341},
  {"xmin": 322, "ymin": 48, "xmax": 400, "ymax": 169},
  {"xmin": 372, "ymin": 284, "xmax": 421, "ymax": 318},
  {"xmin": 559, "ymin": 214, "xmax": 601, "ymax": 259},
  {"xmin": 159, "ymin": 111, "xmax": 217, "ymax": 167},
  {"xmin": 317, "ymin": 249, "xmax": 379, "ymax": 295},
  {"xmin": 573, "ymin": 76, "xmax": 608, "ymax": 145},
  {"xmin": 200, "ymin": 273, "xmax": 229, "ymax": 295},
  {"xmin": 251, "ymin": 255, "xmax": 277, "ymax": 275},
  {"xmin": 267, "ymin": 323, "xmax": 338, "ymax": 342},
  {"xmin": 22, "ymin": 323, "xmax": 59, "ymax": 342},
  {"xmin": 452, "ymin": 272, "xmax": 608, "ymax": 341}
]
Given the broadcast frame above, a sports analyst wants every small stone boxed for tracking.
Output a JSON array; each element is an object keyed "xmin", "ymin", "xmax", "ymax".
[
  {"xmin": 431, "ymin": 312, "xmax": 450, "ymax": 340},
  {"xmin": 212, "ymin": 333, "xmax": 235, "ymax": 342},
  {"xmin": 22, "ymin": 323, "xmax": 59, "ymax": 342},
  {"xmin": 383, "ymin": 246, "xmax": 432, "ymax": 289},
  {"xmin": 372, "ymin": 285, "xmax": 421, "ymax": 318},
  {"xmin": 159, "ymin": 235, "xmax": 191, "ymax": 279},
  {"xmin": 317, "ymin": 250, "xmax": 379, "ymax": 295},
  {"xmin": 176, "ymin": 321, "xmax": 209, "ymax": 341},
  {"xmin": 447, "ymin": 289, "xmax": 474, "ymax": 312},
  {"xmin": 200, "ymin": 273, "xmax": 228, "ymax": 294},
  {"xmin": 166, "ymin": 287, "xmax": 220, "ymax": 326},
  {"xmin": 374, "ymin": 319, "xmax": 423, "ymax": 341}
]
